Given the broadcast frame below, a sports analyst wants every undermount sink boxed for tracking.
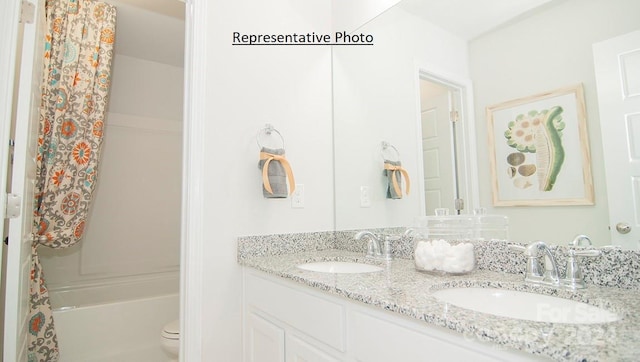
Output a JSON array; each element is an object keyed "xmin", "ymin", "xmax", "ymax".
[
  {"xmin": 432, "ymin": 287, "xmax": 619, "ymax": 324},
  {"xmin": 296, "ymin": 261, "xmax": 383, "ymax": 274}
]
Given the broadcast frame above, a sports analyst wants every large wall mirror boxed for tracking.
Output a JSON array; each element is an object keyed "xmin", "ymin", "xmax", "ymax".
[
  {"xmin": 332, "ymin": 0, "xmax": 640, "ymax": 248},
  {"xmin": 332, "ymin": 2, "xmax": 478, "ymax": 231}
]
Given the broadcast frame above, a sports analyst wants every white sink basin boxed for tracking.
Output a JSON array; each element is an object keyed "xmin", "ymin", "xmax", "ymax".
[
  {"xmin": 296, "ymin": 261, "xmax": 383, "ymax": 274},
  {"xmin": 432, "ymin": 287, "xmax": 619, "ymax": 324}
]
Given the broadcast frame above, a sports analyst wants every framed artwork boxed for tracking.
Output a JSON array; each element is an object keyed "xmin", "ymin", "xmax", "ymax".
[{"xmin": 486, "ymin": 84, "xmax": 594, "ymax": 206}]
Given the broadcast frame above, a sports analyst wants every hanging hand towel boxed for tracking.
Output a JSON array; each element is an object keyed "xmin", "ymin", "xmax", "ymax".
[
  {"xmin": 384, "ymin": 160, "xmax": 410, "ymax": 199},
  {"xmin": 259, "ymin": 147, "xmax": 296, "ymax": 198}
]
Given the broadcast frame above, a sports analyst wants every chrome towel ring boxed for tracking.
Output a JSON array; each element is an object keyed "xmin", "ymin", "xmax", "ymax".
[{"xmin": 256, "ymin": 123, "xmax": 285, "ymax": 150}]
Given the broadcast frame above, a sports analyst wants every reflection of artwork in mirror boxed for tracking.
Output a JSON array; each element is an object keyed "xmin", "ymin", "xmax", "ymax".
[{"xmin": 487, "ymin": 84, "xmax": 594, "ymax": 206}]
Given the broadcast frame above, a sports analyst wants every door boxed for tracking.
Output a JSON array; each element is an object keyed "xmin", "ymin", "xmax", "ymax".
[
  {"xmin": 418, "ymin": 77, "xmax": 466, "ymax": 216},
  {"xmin": 594, "ymin": 30, "xmax": 640, "ymax": 249},
  {"xmin": 1, "ymin": 0, "xmax": 43, "ymax": 361},
  {"xmin": 420, "ymin": 79, "xmax": 455, "ymax": 215},
  {"xmin": 245, "ymin": 312, "xmax": 285, "ymax": 362},
  {"xmin": 286, "ymin": 334, "xmax": 340, "ymax": 362}
]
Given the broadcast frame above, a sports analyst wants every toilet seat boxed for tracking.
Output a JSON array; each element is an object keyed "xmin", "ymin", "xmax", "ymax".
[{"xmin": 161, "ymin": 319, "xmax": 180, "ymax": 340}]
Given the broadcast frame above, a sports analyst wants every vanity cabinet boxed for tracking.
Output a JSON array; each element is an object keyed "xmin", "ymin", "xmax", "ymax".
[
  {"xmin": 242, "ymin": 268, "xmax": 545, "ymax": 362},
  {"xmin": 245, "ymin": 312, "xmax": 285, "ymax": 362},
  {"xmin": 286, "ymin": 334, "xmax": 341, "ymax": 362}
]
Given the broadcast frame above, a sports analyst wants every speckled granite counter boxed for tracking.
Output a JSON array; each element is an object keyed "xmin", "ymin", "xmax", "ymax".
[{"xmin": 238, "ymin": 232, "xmax": 640, "ymax": 361}]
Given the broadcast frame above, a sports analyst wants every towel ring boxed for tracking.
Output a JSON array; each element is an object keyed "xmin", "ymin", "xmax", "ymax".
[
  {"xmin": 256, "ymin": 124, "xmax": 285, "ymax": 150},
  {"xmin": 381, "ymin": 141, "xmax": 400, "ymax": 162}
]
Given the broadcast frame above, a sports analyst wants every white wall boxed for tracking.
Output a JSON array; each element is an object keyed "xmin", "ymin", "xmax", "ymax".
[
  {"xmin": 331, "ymin": 0, "xmax": 400, "ymax": 34},
  {"xmin": 39, "ymin": 54, "xmax": 183, "ymax": 287},
  {"xmin": 333, "ymin": 6, "xmax": 469, "ymax": 230},
  {"xmin": 468, "ymin": 0, "xmax": 640, "ymax": 245},
  {"xmin": 191, "ymin": 0, "xmax": 334, "ymax": 359}
]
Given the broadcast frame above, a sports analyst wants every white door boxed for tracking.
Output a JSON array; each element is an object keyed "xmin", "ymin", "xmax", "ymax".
[
  {"xmin": 245, "ymin": 312, "xmax": 285, "ymax": 362},
  {"xmin": 594, "ymin": 30, "xmax": 640, "ymax": 249},
  {"xmin": 420, "ymin": 79, "xmax": 456, "ymax": 216},
  {"xmin": 286, "ymin": 334, "xmax": 340, "ymax": 362},
  {"xmin": 1, "ymin": 0, "xmax": 43, "ymax": 361}
]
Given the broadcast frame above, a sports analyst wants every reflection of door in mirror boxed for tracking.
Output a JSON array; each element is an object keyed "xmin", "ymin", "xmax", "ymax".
[
  {"xmin": 594, "ymin": 30, "xmax": 640, "ymax": 249},
  {"xmin": 419, "ymin": 78, "xmax": 462, "ymax": 216}
]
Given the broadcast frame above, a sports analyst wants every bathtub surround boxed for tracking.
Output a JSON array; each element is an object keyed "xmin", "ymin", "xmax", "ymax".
[
  {"xmin": 238, "ymin": 232, "xmax": 640, "ymax": 360},
  {"xmin": 16, "ymin": 2, "xmax": 183, "ymax": 361},
  {"xmin": 51, "ymin": 279, "xmax": 179, "ymax": 361},
  {"xmin": 30, "ymin": 2, "xmax": 117, "ymax": 361},
  {"xmin": 38, "ymin": 12, "xmax": 183, "ymax": 290},
  {"xmin": 36, "ymin": 3, "xmax": 183, "ymax": 359}
]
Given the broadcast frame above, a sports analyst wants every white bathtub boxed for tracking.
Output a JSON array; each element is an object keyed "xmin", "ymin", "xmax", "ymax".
[{"xmin": 50, "ymin": 274, "xmax": 179, "ymax": 362}]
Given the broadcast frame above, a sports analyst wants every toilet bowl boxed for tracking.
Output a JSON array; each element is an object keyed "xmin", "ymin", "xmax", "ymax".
[{"xmin": 160, "ymin": 319, "xmax": 180, "ymax": 361}]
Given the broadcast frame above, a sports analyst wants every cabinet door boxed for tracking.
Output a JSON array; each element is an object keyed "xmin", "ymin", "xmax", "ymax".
[
  {"xmin": 350, "ymin": 311, "xmax": 513, "ymax": 362},
  {"xmin": 286, "ymin": 335, "xmax": 340, "ymax": 362},
  {"xmin": 246, "ymin": 312, "xmax": 285, "ymax": 362}
]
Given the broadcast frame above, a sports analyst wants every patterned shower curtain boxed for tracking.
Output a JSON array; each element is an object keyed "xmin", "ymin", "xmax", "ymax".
[{"xmin": 28, "ymin": 1, "xmax": 115, "ymax": 361}]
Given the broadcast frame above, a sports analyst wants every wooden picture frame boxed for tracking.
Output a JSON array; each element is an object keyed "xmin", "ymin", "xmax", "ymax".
[{"xmin": 486, "ymin": 84, "xmax": 594, "ymax": 206}]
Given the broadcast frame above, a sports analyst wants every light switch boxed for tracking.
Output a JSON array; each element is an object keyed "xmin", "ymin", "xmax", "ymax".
[
  {"xmin": 360, "ymin": 186, "xmax": 371, "ymax": 207},
  {"xmin": 292, "ymin": 184, "xmax": 304, "ymax": 208}
]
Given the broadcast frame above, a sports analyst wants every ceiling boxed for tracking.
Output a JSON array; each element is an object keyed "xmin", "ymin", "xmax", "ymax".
[
  {"xmin": 398, "ymin": 0, "xmax": 559, "ymax": 40},
  {"xmin": 110, "ymin": 0, "xmax": 184, "ymax": 20},
  {"xmin": 108, "ymin": 0, "xmax": 185, "ymax": 67},
  {"xmin": 105, "ymin": 0, "xmax": 560, "ymax": 67}
]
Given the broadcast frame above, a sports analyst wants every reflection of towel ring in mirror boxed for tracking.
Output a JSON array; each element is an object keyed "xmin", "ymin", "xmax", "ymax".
[
  {"xmin": 381, "ymin": 141, "xmax": 400, "ymax": 162},
  {"xmin": 256, "ymin": 123, "xmax": 285, "ymax": 149}
]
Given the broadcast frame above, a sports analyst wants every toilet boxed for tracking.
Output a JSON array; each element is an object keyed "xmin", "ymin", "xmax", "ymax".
[{"xmin": 160, "ymin": 319, "xmax": 180, "ymax": 361}]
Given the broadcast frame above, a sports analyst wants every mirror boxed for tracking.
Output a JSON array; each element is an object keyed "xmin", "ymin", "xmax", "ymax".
[
  {"xmin": 332, "ymin": 2, "xmax": 478, "ymax": 231},
  {"xmin": 418, "ymin": 78, "xmax": 467, "ymax": 216},
  {"xmin": 332, "ymin": 0, "xmax": 640, "ymax": 247}
]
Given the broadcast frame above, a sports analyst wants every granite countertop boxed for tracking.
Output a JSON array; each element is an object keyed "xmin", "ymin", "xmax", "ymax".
[{"xmin": 239, "ymin": 248, "xmax": 640, "ymax": 362}]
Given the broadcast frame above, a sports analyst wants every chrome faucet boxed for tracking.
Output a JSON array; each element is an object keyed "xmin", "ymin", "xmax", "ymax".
[
  {"xmin": 563, "ymin": 235, "xmax": 601, "ymax": 289},
  {"xmin": 509, "ymin": 241, "xmax": 560, "ymax": 287},
  {"xmin": 354, "ymin": 231, "xmax": 393, "ymax": 260},
  {"xmin": 570, "ymin": 234, "xmax": 592, "ymax": 247},
  {"xmin": 510, "ymin": 239, "xmax": 602, "ymax": 290}
]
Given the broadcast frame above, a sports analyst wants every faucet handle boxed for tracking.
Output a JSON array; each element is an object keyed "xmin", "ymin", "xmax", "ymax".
[
  {"xmin": 508, "ymin": 243, "xmax": 547, "ymax": 281},
  {"xmin": 509, "ymin": 241, "xmax": 548, "ymax": 258},
  {"xmin": 570, "ymin": 234, "xmax": 592, "ymax": 247},
  {"xmin": 508, "ymin": 244, "xmax": 526, "ymax": 253},
  {"xmin": 571, "ymin": 249, "xmax": 601, "ymax": 257},
  {"xmin": 562, "ymin": 248, "xmax": 601, "ymax": 289}
]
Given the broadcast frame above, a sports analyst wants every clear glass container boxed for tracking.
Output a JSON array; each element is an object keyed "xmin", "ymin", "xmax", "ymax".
[
  {"xmin": 413, "ymin": 238, "xmax": 476, "ymax": 275},
  {"xmin": 472, "ymin": 208, "xmax": 509, "ymax": 241},
  {"xmin": 411, "ymin": 214, "xmax": 474, "ymax": 240},
  {"xmin": 410, "ymin": 215, "xmax": 476, "ymax": 275}
]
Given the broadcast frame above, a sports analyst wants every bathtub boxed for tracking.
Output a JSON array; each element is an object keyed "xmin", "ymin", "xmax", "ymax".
[{"xmin": 50, "ymin": 274, "xmax": 179, "ymax": 362}]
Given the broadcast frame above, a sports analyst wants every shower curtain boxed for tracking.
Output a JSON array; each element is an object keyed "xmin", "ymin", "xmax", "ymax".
[{"xmin": 28, "ymin": 1, "xmax": 115, "ymax": 361}]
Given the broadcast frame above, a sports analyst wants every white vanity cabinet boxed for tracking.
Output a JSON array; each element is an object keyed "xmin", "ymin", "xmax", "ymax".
[
  {"xmin": 245, "ymin": 312, "xmax": 285, "ymax": 362},
  {"xmin": 285, "ymin": 334, "xmax": 341, "ymax": 362},
  {"xmin": 243, "ymin": 267, "xmax": 346, "ymax": 362},
  {"xmin": 242, "ymin": 268, "xmax": 546, "ymax": 362}
]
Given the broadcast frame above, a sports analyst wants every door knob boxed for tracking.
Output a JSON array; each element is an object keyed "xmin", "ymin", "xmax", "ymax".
[{"xmin": 616, "ymin": 222, "xmax": 631, "ymax": 234}]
